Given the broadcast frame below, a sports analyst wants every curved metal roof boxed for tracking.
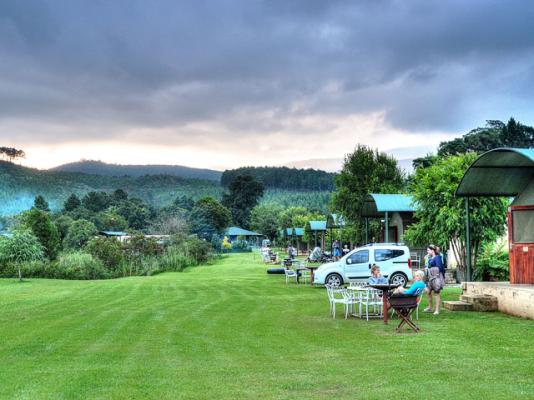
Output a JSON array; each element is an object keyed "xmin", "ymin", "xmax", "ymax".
[
  {"xmin": 361, "ymin": 194, "xmax": 415, "ymax": 217},
  {"xmin": 456, "ymin": 148, "xmax": 534, "ymax": 197}
]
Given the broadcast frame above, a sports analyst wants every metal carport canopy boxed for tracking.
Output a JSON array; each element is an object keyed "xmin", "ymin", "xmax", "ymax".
[
  {"xmin": 361, "ymin": 194, "xmax": 415, "ymax": 217},
  {"xmin": 455, "ymin": 148, "xmax": 534, "ymax": 197}
]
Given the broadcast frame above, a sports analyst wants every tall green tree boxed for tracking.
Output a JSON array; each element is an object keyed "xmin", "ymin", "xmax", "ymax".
[
  {"xmin": 189, "ymin": 197, "xmax": 231, "ymax": 240},
  {"xmin": 20, "ymin": 209, "xmax": 60, "ymax": 259},
  {"xmin": 82, "ymin": 191, "xmax": 110, "ymax": 212},
  {"xmin": 173, "ymin": 195, "xmax": 195, "ymax": 211},
  {"xmin": 404, "ymin": 153, "xmax": 508, "ymax": 278},
  {"xmin": 250, "ymin": 204, "xmax": 284, "ymax": 240},
  {"xmin": 278, "ymin": 206, "xmax": 312, "ymax": 229},
  {"xmin": 332, "ymin": 145, "xmax": 405, "ymax": 244},
  {"xmin": 438, "ymin": 118, "xmax": 534, "ymax": 157},
  {"xmin": 222, "ymin": 174, "xmax": 264, "ymax": 229},
  {"xmin": 115, "ymin": 198, "xmax": 150, "ymax": 230},
  {"xmin": 64, "ymin": 194, "xmax": 81, "ymax": 211},
  {"xmin": 33, "ymin": 195, "xmax": 50, "ymax": 212},
  {"xmin": 111, "ymin": 189, "xmax": 128, "ymax": 203},
  {"xmin": 54, "ymin": 215, "xmax": 74, "ymax": 242},
  {"xmin": 501, "ymin": 117, "xmax": 534, "ymax": 148},
  {"xmin": 94, "ymin": 211, "xmax": 128, "ymax": 231},
  {"xmin": 64, "ymin": 219, "xmax": 98, "ymax": 249}
]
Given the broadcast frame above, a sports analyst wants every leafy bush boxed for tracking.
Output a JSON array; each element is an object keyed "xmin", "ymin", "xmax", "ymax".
[
  {"xmin": 64, "ymin": 219, "xmax": 98, "ymax": 249},
  {"xmin": 85, "ymin": 237, "xmax": 124, "ymax": 274},
  {"xmin": 123, "ymin": 234, "xmax": 160, "ymax": 261},
  {"xmin": 177, "ymin": 235, "xmax": 213, "ymax": 264},
  {"xmin": 124, "ymin": 256, "xmax": 161, "ymax": 276},
  {"xmin": 0, "ymin": 260, "xmax": 49, "ymax": 279},
  {"xmin": 55, "ymin": 252, "xmax": 107, "ymax": 280},
  {"xmin": 474, "ymin": 240, "xmax": 509, "ymax": 281},
  {"xmin": 158, "ymin": 246, "xmax": 191, "ymax": 272},
  {"xmin": 231, "ymin": 239, "xmax": 252, "ymax": 253},
  {"xmin": 0, "ymin": 230, "xmax": 45, "ymax": 280},
  {"xmin": 157, "ymin": 235, "xmax": 213, "ymax": 272}
]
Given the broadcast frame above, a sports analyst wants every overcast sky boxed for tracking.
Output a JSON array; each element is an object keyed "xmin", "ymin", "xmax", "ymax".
[{"xmin": 2, "ymin": 0, "xmax": 534, "ymax": 170}]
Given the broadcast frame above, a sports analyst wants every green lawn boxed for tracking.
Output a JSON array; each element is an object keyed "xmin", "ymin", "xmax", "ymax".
[{"xmin": 1, "ymin": 253, "xmax": 533, "ymax": 399}]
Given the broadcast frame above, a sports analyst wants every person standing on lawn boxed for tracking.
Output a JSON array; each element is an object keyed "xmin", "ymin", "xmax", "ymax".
[
  {"xmin": 333, "ymin": 240, "xmax": 341, "ymax": 260},
  {"xmin": 424, "ymin": 245, "xmax": 445, "ymax": 315}
]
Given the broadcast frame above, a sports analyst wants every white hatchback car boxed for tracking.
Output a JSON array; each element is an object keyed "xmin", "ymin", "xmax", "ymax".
[{"xmin": 313, "ymin": 243, "xmax": 413, "ymax": 287}]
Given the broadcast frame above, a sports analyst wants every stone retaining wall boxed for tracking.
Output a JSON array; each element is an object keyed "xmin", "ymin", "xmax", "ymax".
[{"xmin": 462, "ymin": 282, "xmax": 534, "ymax": 320}]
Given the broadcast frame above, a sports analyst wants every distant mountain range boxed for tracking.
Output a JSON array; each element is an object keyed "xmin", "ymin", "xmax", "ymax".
[
  {"xmin": 283, "ymin": 145, "xmax": 436, "ymax": 174},
  {"xmin": 0, "ymin": 161, "xmax": 332, "ymax": 216},
  {"xmin": 51, "ymin": 160, "xmax": 222, "ymax": 181}
]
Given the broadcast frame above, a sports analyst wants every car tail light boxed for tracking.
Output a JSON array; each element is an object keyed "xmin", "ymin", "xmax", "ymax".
[{"xmin": 408, "ymin": 258, "xmax": 412, "ymax": 269}]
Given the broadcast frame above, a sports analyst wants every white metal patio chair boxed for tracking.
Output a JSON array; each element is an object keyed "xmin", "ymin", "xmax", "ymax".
[
  {"xmin": 359, "ymin": 288, "xmax": 383, "ymax": 321},
  {"xmin": 284, "ymin": 267, "xmax": 298, "ymax": 284},
  {"xmin": 326, "ymin": 286, "xmax": 357, "ymax": 319}
]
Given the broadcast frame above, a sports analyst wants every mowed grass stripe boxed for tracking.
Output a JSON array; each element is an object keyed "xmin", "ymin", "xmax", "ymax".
[{"xmin": 1, "ymin": 253, "xmax": 534, "ymax": 399}]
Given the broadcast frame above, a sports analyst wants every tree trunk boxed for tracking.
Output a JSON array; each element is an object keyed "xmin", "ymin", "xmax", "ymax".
[{"xmin": 18, "ymin": 265, "xmax": 22, "ymax": 282}]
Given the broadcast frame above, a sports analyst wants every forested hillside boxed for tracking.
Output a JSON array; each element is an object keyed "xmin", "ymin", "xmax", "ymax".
[
  {"xmin": 221, "ymin": 166, "xmax": 335, "ymax": 190},
  {"xmin": 0, "ymin": 161, "xmax": 220, "ymax": 215},
  {"xmin": 52, "ymin": 160, "xmax": 222, "ymax": 181},
  {"xmin": 0, "ymin": 162, "xmax": 332, "ymax": 216}
]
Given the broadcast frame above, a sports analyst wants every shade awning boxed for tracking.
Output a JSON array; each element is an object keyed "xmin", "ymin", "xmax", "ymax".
[
  {"xmin": 361, "ymin": 194, "xmax": 415, "ymax": 217},
  {"xmin": 225, "ymin": 227, "xmax": 263, "ymax": 236},
  {"xmin": 307, "ymin": 220, "xmax": 327, "ymax": 231},
  {"xmin": 456, "ymin": 148, "xmax": 534, "ymax": 197}
]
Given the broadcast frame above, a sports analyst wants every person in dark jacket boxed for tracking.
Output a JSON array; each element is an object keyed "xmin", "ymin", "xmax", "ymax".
[{"xmin": 424, "ymin": 245, "xmax": 444, "ymax": 315}]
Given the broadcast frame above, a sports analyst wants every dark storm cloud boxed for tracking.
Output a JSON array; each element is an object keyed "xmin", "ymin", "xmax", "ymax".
[{"xmin": 2, "ymin": 0, "xmax": 534, "ymax": 145}]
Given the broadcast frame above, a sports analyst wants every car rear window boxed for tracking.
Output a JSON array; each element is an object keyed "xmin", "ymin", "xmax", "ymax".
[{"xmin": 374, "ymin": 249, "xmax": 405, "ymax": 261}]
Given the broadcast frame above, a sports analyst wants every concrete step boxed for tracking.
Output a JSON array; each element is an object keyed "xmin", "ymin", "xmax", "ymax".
[
  {"xmin": 444, "ymin": 301, "xmax": 474, "ymax": 311},
  {"xmin": 460, "ymin": 294, "xmax": 498, "ymax": 312}
]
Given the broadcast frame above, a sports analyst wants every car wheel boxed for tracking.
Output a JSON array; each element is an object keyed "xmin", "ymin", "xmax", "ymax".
[
  {"xmin": 389, "ymin": 272, "xmax": 407, "ymax": 287},
  {"xmin": 325, "ymin": 273, "xmax": 343, "ymax": 287}
]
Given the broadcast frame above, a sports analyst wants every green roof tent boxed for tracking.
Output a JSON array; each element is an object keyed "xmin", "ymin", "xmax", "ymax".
[
  {"xmin": 362, "ymin": 194, "xmax": 415, "ymax": 217},
  {"xmin": 280, "ymin": 228, "xmax": 293, "ymax": 238},
  {"xmin": 305, "ymin": 220, "xmax": 327, "ymax": 249},
  {"xmin": 281, "ymin": 227, "xmax": 306, "ymax": 255},
  {"xmin": 307, "ymin": 220, "xmax": 327, "ymax": 231},
  {"xmin": 361, "ymin": 194, "xmax": 415, "ymax": 243},
  {"xmin": 456, "ymin": 148, "xmax": 534, "ymax": 283},
  {"xmin": 225, "ymin": 227, "xmax": 263, "ymax": 237}
]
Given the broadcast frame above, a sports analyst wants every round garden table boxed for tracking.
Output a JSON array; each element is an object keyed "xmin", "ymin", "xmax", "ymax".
[{"xmin": 368, "ymin": 283, "xmax": 400, "ymax": 324}]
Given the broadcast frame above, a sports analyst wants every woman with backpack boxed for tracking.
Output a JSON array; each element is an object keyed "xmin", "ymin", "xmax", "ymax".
[{"xmin": 424, "ymin": 245, "xmax": 445, "ymax": 315}]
